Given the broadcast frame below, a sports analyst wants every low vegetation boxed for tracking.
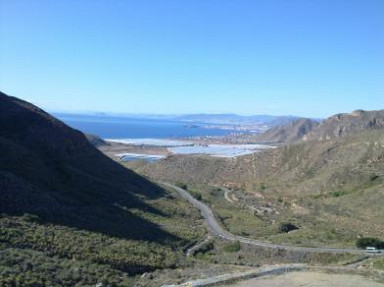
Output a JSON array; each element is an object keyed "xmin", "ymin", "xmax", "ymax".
[
  {"xmin": 223, "ymin": 241, "xmax": 241, "ymax": 253},
  {"xmin": 175, "ymin": 181, "xmax": 203, "ymax": 200},
  {"xmin": 136, "ymin": 129, "xmax": 384, "ymax": 250},
  {"xmin": 0, "ymin": 184, "xmax": 205, "ymax": 286},
  {"xmin": 0, "ymin": 246, "xmax": 134, "ymax": 287},
  {"xmin": 175, "ymin": 181, "xmax": 188, "ymax": 190},
  {"xmin": 188, "ymin": 189, "xmax": 203, "ymax": 201}
]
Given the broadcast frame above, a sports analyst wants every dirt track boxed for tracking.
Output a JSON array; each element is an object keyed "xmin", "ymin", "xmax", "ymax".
[
  {"xmin": 222, "ymin": 271, "xmax": 383, "ymax": 287},
  {"xmin": 161, "ymin": 181, "xmax": 383, "ymax": 255}
]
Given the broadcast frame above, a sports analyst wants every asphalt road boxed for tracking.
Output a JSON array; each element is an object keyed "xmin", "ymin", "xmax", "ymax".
[{"xmin": 159, "ymin": 181, "xmax": 383, "ymax": 255}]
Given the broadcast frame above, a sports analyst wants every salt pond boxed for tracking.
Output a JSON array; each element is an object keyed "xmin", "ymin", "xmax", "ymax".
[
  {"xmin": 169, "ymin": 144, "xmax": 273, "ymax": 157},
  {"xmin": 111, "ymin": 139, "xmax": 274, "ymax": 160}
]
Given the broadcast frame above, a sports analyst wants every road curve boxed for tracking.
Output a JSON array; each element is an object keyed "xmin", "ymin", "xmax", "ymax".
[{"xmin": 159, "ymin": 181, "xmax": 383, "ymax": 255}]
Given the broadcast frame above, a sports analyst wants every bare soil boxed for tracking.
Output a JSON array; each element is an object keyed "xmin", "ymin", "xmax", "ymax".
[{"xmin": 222, "ymin": 271, "xmax": 383, "ymax": 287}]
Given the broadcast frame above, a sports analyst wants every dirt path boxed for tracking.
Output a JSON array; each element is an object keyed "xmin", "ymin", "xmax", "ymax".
[
  {"xmin": 159, "ymin": 181, "xmax": 384, "ymax": 255},
  {"xmin": 223, "ymin": 271, "xmax": 384, "ymax": 287}
]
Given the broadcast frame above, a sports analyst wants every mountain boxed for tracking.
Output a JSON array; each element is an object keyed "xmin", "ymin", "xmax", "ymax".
[
  {"xmin": 142, "ymin": 109, "xmax": 384, "ymax": 188},
  {"xmin": 0, "ymin": 93, "xmax": 208, "ymax": 285},
  {"xmin": 254, "ymin": 118, "xmax": 319, "ymax": 143},
  {"xmin": 173, "ymin": 113, "xmax": 301, "ymax": 126},
  {"xmin": 253, "ymin": 109, "xmax": 384, "ymax": 144},
  {"xmin": 0, "ymin": 91, "xmax": 175, "ymax": 242},
  {"xmin": 136, "ymin": 111, "xmax": 384, "ymax": 249},
  {"xmin": 305, "ymin": 109, "xmax": 384, "ymax": 141}
]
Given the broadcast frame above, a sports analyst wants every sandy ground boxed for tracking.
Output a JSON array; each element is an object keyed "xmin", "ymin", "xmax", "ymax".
[{"xmin": 222, "ymin": 271, "xmax": 383, "ymax": 287}]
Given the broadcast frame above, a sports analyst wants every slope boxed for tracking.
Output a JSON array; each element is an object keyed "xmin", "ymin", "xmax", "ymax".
[
  {"xmin": 254, "ymin": 118, "xmax": 319, "ymax": 143},
  {"xmin": 0, "ymin": 92, "xmax": 205, "ymax": 285},
  {"xmin": 0, "ymin": 91, "xmax": 177, "ymax": 241},
  {"xmin": 136, "ymin": 113, "xmax": 384, "ymax": 248}
]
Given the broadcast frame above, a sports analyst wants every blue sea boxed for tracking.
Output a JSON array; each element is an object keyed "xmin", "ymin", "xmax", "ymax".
[{"xmin": 54, "ymin": 113, "xmax": 233, "ymax": 139}]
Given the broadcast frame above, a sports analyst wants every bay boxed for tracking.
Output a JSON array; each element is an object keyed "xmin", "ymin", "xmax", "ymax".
[{"xmin": 54, "ymin": 113, "xmax": 233, "ymax": 139}]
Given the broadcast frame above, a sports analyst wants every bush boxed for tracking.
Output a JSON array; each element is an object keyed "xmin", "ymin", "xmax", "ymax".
[
  {"xmin": 223, "ymin": 241, "xmax": 241, "ymax": 252},
  {"xmin": 369, "ymin": 174, "xmax": 379, "ymax": 181},
  {"xmin": 188, "ymin": 189, "xmax": 202, "ymax": 201},
  {"xmin": 329, "ymin": 190, "xmax": 348, "ymax": 197},
  {"xmin": 175, "ymin": 181, "xmax": 188, "ymax": 190},
  {"xmin": 193, "ymin": 241, "xmax": 214, "ymax": 257},
  {"xmin": 21, "ymin": 213, "xmax": 40, "ymax": 223},
  {"xmin": 356, "ymin": 237, "xmax": 384, "ymax": 249},
  {"xmin": 278, "ymin": 222, "xmax": 299, "ymax": 233}
]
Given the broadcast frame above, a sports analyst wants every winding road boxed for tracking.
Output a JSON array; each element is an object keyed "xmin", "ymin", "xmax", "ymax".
[{"xmin": 159, "ymin": 181, "xmax": 383, "ymax": 255}]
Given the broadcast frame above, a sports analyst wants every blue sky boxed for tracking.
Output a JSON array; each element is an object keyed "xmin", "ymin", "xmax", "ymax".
[{"xmin": 1, "ymin": 0, "xmax": 383, "ymax": 117}]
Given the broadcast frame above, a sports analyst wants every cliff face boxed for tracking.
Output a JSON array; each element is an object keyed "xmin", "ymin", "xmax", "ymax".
[{"xmin": 0, "ymin": 91, "xmax": 175, "ymax": 241}]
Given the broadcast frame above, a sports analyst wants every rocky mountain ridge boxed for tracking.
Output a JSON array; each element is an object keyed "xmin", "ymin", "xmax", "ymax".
[
  {"xmin": 305, "ymin": 109, "xmax": 384, "ymax": 141},
  {"xmin": 255, "ymin": 109, "xmax": 384, "ymax": 143}
]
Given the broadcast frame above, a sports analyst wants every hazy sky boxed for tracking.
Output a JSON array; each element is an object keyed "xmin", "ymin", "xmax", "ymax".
[{"xmin": 1, "ymin": 0, "xmax": 383, "ymax": 117}]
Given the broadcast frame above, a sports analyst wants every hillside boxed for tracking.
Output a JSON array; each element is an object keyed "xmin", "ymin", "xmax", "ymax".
[
  {"xmin": 253, "ymin": 109, "xmax": 384, "ymax": 144},
  {"xmin": 137, "ymin": 129, "xmax": 384, "ymax": 191},
  {"xmin": 305, "ymin": 109, "xmax": 384, "ymax": 141},
  {"xmin": 0, "ymin": 91, "xmax": 176, "ymax": 241},
  {"xmin": 84, "ymin": 133, "xmax": 109, "ymax": 147},
  {"xmin": 133, "ymin": 109, "xmax": 384, "ymax": 192},
  {"xmin": 254, "ymin": 118, "xmax": 319, "ymax": 143},
  {"xmin": 0, "ymin": 92, "xmax": 204, "ymax": 285},
  {"xmin": 133, "ymin": 111, "xmax": 384, "ymax": 248}
]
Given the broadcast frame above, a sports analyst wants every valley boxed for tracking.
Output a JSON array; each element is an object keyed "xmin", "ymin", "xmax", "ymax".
[
  {"xmin": 1, "ymin": 92, "xmax": 383, "ymax": 286},
  {"xmin": 2, "ymin": 1, "xmax": 383, "ymax": 285}
]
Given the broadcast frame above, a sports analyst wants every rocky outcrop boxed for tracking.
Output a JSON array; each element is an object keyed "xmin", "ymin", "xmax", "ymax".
[
  {"xmin": 255, "ymin": 109, "xmax": 384, "ymax": 144},
  {"xmin": 305, "ymin": 109, "xmax": 384, "ymax": 141}
]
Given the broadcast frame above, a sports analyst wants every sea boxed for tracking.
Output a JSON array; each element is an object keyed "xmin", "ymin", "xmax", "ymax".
[
  {"xmin": 54, "ymin": 113, "xmax": 232, "ymax": 139},
  {"xmin": 54, "ymin": 113, "xmax": 271, "ymax": 160}
]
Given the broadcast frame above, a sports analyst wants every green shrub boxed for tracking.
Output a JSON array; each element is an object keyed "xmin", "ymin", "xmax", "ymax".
[
  {"xmin": 193, "ymin": 241, "xmax": 214, "ymax": 256},
  {"xmin": 329, "ymin": 190, "xmax": 348, "ymax": 197},
  {"xmin": 223, "ymin": 241, "xmax": 241, "ymax": 252},
  {"xmin": 188, "ymin": 189, "xmax": 203, "ymax": 201},
  {"xmin": 278, "ymin": 222, "xmax": 299, "ymax": 233},
  {"xmin": 175, "ymin": 181, "xmax": 188, "ymax": 190}
]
